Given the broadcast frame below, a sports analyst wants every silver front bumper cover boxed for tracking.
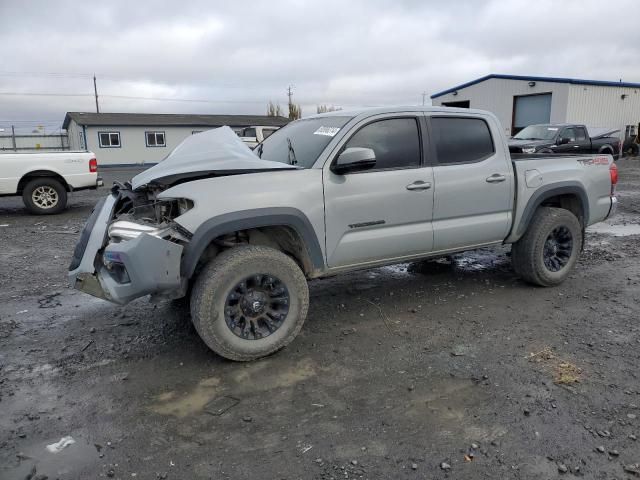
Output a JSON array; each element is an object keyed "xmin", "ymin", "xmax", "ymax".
[{"xmin": 69, "ymin": 195, "xmax": 184, "ymax": 305}]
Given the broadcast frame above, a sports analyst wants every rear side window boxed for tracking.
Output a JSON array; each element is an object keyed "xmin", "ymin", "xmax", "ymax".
[
  {"xmin": 344, "ymin": 117, "xmax": 420, "ymax": 170},
  {"xmin": 562, "ymin": 128, "xmax": 577, "ymax": 142},
  {"xmin": 576, "ymin": 127, "xmax": 587, "ymax": 141},
  {"xmin": 432, "ymin": 117, "xmax": 494, "ymax": 164}
]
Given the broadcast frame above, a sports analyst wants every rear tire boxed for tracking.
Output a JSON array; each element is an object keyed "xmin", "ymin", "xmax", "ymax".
[
  {"xmin": 512, "ymin": 207, "xmax": 582, "ymax": 287},
  {"xmin": 190, "ymin": 245, "xmax": 309, "ymax": 361},
  {"xmin": 22, "ymin": 178, "xmax": 67, "ymax": 215}
]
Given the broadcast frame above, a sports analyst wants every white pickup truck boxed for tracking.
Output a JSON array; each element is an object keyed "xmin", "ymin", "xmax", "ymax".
[
  {"xmin": 0, "ymin": 151, "xmax": 102, "ymax": 214},
  {"xmin": 239, "ymin": 126, "xmax": 280, "ymax": 149}
]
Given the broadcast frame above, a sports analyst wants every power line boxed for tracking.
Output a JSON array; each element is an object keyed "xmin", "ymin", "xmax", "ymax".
[
  {"xmin": 0, "ymin": 91, "xmax": 273, "ymax": 104},
  {"xmin": 0, "ymin": 92, "xmax": 93, "ymax": 97},
  {"xmin": 102, "ymin": 94, "xmax": 263, "ymax": 104},
  {"xmin": 0, "ymin": 71, "xmax": 270, "ymax": 88},
  {"xmin": 0, "ymin": 71, "xmax": 93, "ymax": 78}
]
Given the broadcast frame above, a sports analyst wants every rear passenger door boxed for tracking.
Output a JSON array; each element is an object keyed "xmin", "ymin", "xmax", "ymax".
[{"xmin": 430, "ymin": 115, "xmax": 514, "ymax": 251}]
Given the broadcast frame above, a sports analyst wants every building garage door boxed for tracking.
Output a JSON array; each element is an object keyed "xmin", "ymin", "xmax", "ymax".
[{"xmin": 512, "ymin": 93, "xmax": 552, "ymax": 135}]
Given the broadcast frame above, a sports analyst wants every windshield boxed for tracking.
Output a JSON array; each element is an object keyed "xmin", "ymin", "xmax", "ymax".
[
  {"xmin": 257, "ymin": 116, "xmax": 352, "ymax": 168},
  {"xmin": 513, "ymin": 125, "xmax": 559, "ymax": 141}
]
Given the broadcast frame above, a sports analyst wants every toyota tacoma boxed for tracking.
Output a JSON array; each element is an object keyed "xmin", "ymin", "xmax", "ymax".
[{"xmin": 69, "ymin": 107, "xmax": 618, "ymax": 361}]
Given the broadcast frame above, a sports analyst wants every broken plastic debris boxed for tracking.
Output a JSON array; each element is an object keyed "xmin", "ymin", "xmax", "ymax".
[
  {"xmin": 46, "ymin": 436, "xmax": 76, "ymax": 453},
  {"xmin": 204, "ymin": 396, "xmax": 239, "ymax": 416}
]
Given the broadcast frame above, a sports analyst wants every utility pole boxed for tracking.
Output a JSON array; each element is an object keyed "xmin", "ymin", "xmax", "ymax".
[
  {"xmin": 422, "ymin": 92, "xmax": 427, "ymax": 106},
  {"xmin": 93, "ymin": 74, "xmax": 100, "ymax": 113},
  {"xmin": 11, "ymin": 125, "xmax": 17, "ymax": 151},
  {"xmin": 287, "ymin": 85, "xmax": 293, "ymax": 107}
]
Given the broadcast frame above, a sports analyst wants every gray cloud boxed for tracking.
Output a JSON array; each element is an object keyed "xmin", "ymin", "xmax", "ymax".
[{"xmin": 1, "ymin": 0, "xmax": 638, "ymax": 132}]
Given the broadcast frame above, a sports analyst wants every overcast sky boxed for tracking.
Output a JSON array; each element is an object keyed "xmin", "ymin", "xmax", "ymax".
[{"xmin": 1, "ymin": 0, "xmax": 638, "ymax": 132}]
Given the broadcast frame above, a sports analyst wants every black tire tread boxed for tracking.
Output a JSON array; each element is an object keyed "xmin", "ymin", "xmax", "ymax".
[
  {"xmin": 512, "ymin": 207, "xmax": 582, "ymax": 287},
  {"xmin": 22, "ymin": 177, "xmax": 67, "ymax": 215},
  {"xmin": 190, "ymin": 245, "xmax": 309, "ymax": 361}
]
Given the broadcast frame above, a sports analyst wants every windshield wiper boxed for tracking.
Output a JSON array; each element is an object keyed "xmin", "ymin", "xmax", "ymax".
[{"xmin": 286, "ymin": 137, "xmax": 298, "ymax": 166}]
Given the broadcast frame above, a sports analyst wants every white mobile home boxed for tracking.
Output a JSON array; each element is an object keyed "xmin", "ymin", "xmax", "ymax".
[{"xmin": 63, "ymin": 112, "xmax": 289, "ymax": 166}]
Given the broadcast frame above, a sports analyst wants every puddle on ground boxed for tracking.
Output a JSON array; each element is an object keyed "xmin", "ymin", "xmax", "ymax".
[
  {"xmin": 405, "ymin": 377, "xmax": 506, "ymax": 441},
  {"xmin": 587, "ymin": 223, "xmax": 640, "ymax": 236},
  {"xmin": 151, "ymin": 376, "xmax": 221, "ymax": 418},
  {"xmin": 405, "ymin": 249, "xmax": 508, "ymax": 275},
  {"xmin": 232, "ymin": 357, "xmax": 315, "ymax": 389},
  {"xmin": 1, "ymin": 437, "xmax": 97, "ymax": 480},
  {"xmin": 150, "ymin": 359, "xmax": 316, "ymax": 418},
  {"xmin": 453, "ymin": 249, "xmax": 509, "ymax": 272}
]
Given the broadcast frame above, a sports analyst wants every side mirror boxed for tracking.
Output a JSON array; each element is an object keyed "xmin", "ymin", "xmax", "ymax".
[
  {"xmin": 331, "ymin": 147, "xmax": 376, "ymax": 175},
  {"xmin": 559, "ymin": 137, "xmax": 571, "ymax": 145}
]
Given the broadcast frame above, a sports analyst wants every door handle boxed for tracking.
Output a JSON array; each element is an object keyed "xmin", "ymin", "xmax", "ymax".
[
  {"xmin": 486, "ymin": 174, "xmax": 506, "ymax": 183},
  {"xmin": 406, "ymin": 181, "xmax": 432, "ymax": 191}
]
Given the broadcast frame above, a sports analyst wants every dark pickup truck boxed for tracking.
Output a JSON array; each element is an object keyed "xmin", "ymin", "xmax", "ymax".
[{"xmin": 509, "ymin": 124, "xmax": 620, "ymax": 157}]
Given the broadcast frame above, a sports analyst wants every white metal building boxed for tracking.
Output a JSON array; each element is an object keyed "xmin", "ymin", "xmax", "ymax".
[
  {"xmin": 63, "ymin": 112, "xmax": 289, "ymax": 166},
  {"xmin": 431, "ymin": 74, "xmax": 640, "ymax": 137}
]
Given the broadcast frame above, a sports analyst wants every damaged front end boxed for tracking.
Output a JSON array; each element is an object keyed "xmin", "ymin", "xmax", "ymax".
[
  {"xmin": 68, "ymin": 182, "xmax": 193, "ymax": 305},
  {"xmin": 68, "ymin": 126, "xmax": 298, "ymax": 305}
]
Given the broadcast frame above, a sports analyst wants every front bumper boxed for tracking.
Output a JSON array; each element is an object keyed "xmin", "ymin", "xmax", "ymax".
[{"xmin": 68, "ymin": 194, "xmax": 184, "ymax": 305}]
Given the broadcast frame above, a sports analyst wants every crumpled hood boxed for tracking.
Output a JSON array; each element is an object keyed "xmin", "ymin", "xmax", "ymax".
[{"xmin": 131, "ymin": 126, "xmax": 297, "ymax": 190}]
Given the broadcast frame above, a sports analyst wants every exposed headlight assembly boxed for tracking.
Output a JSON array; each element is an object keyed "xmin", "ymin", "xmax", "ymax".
[{"xmin": 108, "ymin": 220, "xmax": 174, "ymax": 241}]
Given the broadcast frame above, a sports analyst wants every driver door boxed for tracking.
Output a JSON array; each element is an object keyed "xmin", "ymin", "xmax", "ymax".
[{"xmin": 323, "ymin": 115, "xmax": 434, "ymax": 268}]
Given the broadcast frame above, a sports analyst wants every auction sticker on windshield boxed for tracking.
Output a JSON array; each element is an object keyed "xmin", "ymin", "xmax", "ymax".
[{"xmin": 313, "ymin": 126, "xmax": 340, "ymax": 137}]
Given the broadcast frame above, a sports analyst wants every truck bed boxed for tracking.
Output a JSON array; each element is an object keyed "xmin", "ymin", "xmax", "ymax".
[{"xmin": 506, "ymin": 152, "xmax": 615, "ymax": 244}]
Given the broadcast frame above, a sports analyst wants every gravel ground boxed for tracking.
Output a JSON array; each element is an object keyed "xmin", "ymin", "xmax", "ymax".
[{"xmin": 1, "ymin": 160, "xmax": 639, "ymax": 479}]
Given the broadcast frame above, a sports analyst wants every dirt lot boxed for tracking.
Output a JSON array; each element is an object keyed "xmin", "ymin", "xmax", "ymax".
[{"xmin": 1, "ymin": 160, "xmax": 640, "ymax": 480}]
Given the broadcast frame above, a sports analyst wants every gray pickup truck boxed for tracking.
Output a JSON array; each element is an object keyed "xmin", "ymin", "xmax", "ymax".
[{"xmin": 69, "ymin": 107, "xmax": 618, "ymax": 361}]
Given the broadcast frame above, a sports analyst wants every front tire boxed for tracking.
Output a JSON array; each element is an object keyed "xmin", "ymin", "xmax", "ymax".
[
  {"xmin": 22, "ymin": 178, "xmax": 67, "ymax": 215},
  {"xmin": 512, "ymin": 207, "xmax": 582, "ymax": 286},
  {"xmin": 190, "ymin": 245, "xmax": 309, "ymax": 361}
]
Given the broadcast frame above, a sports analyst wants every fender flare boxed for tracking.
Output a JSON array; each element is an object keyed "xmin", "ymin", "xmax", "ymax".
[
  {"xmin": 181, "ymin": 207, "xmax": 325, "ymax": 278},
  {"xmin": 18, "ymin": 168, "xmax": 71, "ymax": 192},
  {"xmin": 598, "ymin": 144, "xmax": 614, "ymax": 154},
  {"xmin": 514, "ymin": 182, "xmax": 589, "ymax": 238}
]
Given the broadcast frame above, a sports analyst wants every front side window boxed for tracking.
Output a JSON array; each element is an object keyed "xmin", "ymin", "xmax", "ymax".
[
  {"xmin": 343, "ymin": 118, "xmax": 421, "ymax": 170},
  {"xmin": 146, "ymin": 131, "xmax": 166, "ymax": 147},
  {"xmin": 98, "ymin": 131, "xmax": 120, "ymax": 148},
  {"xmin": 432, "ymin": 117, "xmax": 494, "ymax": 164}
]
